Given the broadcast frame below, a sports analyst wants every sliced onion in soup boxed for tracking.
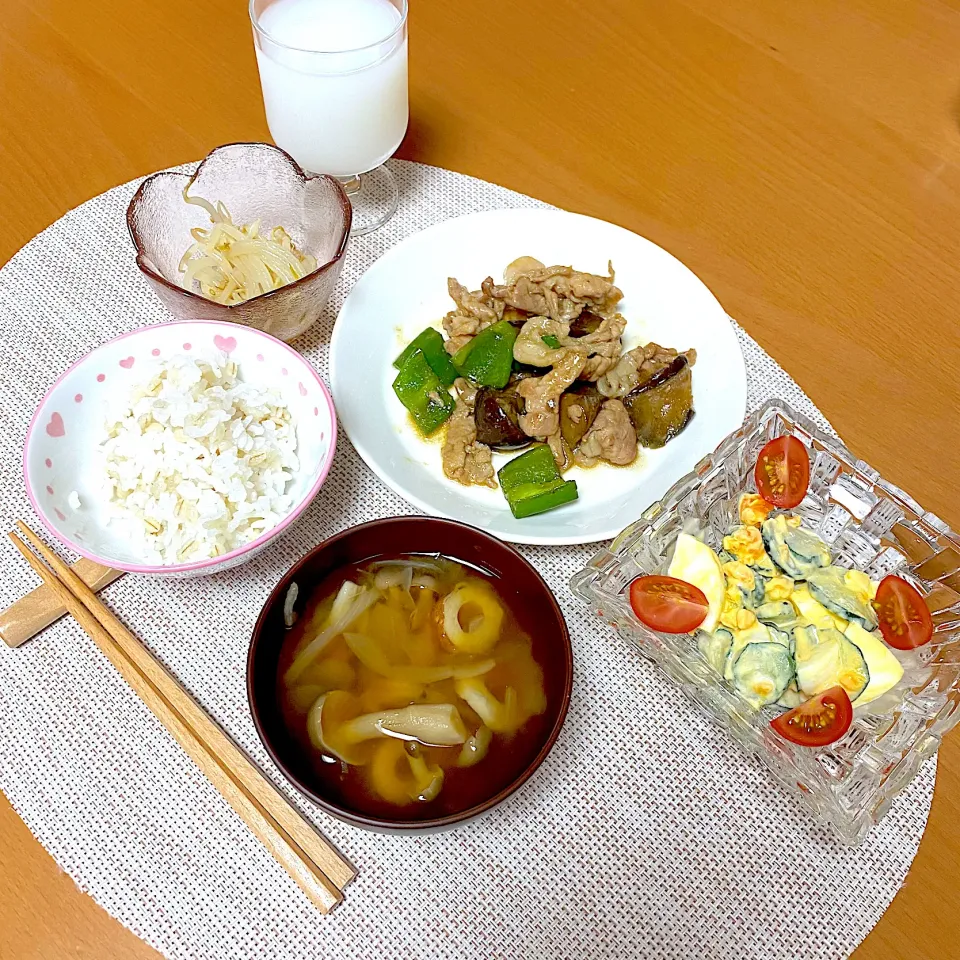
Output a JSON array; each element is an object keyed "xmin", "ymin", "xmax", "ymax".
[
  {"xmin": 285, "ymin": 583, "xmax": 377, "ymax": 684},
  {"xmin": 454, "ymin": 678, "xmax": 520, "ymax": 734},
  {"xmin": 344, "ymin": 632, "xmax": 494, "ymax": 684}
]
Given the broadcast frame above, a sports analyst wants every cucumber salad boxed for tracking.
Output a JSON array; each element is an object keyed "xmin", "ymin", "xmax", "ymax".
[
  {"xmin": 627, "ymin": 435, "xmax": 934, "ymax": 747},
  {"xmin": 669, "ymin": 497, "xmax": 903, "ymax": 712}
]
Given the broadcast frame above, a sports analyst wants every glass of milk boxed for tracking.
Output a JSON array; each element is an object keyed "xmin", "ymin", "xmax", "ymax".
[{"xmin": 250, "ymin": 0, "xmax": 408, "ymax": 235}]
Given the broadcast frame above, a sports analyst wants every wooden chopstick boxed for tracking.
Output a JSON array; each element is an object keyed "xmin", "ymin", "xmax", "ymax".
[
  {"xmin": 10, "ymin": 525, "xmax": 355, "ymax": 910},
  {"xmin": 9, "ymin": 527, "xmax": 353, "ymax": 905},
  {"xmin": 15, "ymin": 522, "xmax": 354, "ymax": 889}
]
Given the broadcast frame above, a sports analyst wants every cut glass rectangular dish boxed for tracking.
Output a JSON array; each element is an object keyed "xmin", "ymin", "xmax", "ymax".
[{"xmin": 570, "ymin": 399, "xmax": 960, "ymax": 844}]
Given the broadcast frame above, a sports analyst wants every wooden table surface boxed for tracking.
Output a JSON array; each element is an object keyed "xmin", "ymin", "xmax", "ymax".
[{"xmin": 2, "ymin": 0, "xmax": 960, "ymax": 956}]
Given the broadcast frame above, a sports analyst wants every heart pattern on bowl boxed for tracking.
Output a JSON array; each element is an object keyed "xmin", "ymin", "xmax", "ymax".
[
  {"xmin": 25, "ymin": 319, "xmax": 337, "ymax": 578},
  {"xmin": 45, "ymin": 413, "xmax": 65, "ymax": 438}
]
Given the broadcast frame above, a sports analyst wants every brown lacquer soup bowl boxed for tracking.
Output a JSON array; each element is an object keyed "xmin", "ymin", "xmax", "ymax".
[{"xmin": 248, "ymin": 517, "xmax": 573, "ymax": 832}]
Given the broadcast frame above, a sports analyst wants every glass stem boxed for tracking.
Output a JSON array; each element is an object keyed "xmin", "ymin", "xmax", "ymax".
[
  {"xmin": 337, "ymin": 174, "xmax": 363, "ymax": 197},
  {"xmin": 335, "ymin": 164, "xmax": 399, "ymax": 236}
]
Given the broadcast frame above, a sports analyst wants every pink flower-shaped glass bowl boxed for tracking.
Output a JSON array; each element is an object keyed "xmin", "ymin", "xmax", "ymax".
[
  {"xmin": 23, "ymin": 320, "xmax": 337, "ymax": 578},
  {"xmin": 127, "ymin": 142, "xmax": 352, "ymax": 343}
]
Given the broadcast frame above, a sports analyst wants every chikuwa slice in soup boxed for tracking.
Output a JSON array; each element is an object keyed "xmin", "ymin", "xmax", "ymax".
[{"xmin": 277, "ymin": 555, "xmax": 549, "ymax": 819}]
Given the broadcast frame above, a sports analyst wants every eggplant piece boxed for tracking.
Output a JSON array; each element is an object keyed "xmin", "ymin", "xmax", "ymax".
[
  {"xmin": 503, "ymin": 306, "xmax": 534, "ymax": 328},
  {"xmin": 474, "ymin": 385, "xmax": 530, "ymax": 450},
  {"xmin": 511, "ymin": 362, "xmax": 547, "ymax": 378},
  {"xmin": 569, "ymin": 310, "xmax": 604, "ymax": 338},
  {"xmin": 559, "ymin": 382, "xmax": 603, "ymax": 450},
  {"xmin": 623, "ymin": 356, "xmax": 694, "ymax": 448}
]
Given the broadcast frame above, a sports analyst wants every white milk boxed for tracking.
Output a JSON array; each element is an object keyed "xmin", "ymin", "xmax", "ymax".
[{"xmin": 254, "ymin": 0, "xmax": 408, "ymax": 177}]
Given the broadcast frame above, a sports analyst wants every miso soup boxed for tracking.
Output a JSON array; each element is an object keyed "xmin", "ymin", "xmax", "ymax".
[{"xmin": 278, "ymin": 555, "xmax": 550, "ymax": 820}]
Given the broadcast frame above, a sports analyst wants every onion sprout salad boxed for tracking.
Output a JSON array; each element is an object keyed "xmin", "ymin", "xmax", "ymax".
[{"xmin": 178, "ymin": 187, "xmax": 318, "ymax": 305}]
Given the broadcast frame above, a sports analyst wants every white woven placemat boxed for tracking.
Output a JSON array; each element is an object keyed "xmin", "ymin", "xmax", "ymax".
[{"xmin": 0, "ymin": 159, "xmax": 935, "ymax": 960}]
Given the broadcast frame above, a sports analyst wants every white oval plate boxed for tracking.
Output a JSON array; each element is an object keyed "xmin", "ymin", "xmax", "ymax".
[{"xmin": 331, "ymin": 209, "xmax": 746, "ymax": 545}]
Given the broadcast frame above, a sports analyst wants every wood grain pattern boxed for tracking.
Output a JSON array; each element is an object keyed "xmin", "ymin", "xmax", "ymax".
[
  {"xmin": 2, "ymin": 0, "xmax": 959, "ymax": 955},
  {"xmin": 0, "ymin": 558, "xmax": 122, "ymax": 647}
]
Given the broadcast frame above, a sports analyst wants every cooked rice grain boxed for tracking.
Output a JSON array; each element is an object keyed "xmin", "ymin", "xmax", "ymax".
[{"xmin": 100, "ymin": 354, "xmax": 298, "ymax": 564}]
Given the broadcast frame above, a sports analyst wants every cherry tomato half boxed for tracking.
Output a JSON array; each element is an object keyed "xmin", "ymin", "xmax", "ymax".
[
  {"xmin": 629, "ymin": 575, "xmax": 708, "ymax": 634},
  {"xmin": 874, "ymin": 575, "xmax": 934, "ymax": 650},
  {"xmin": 770, "ymin": 686, "xmax": 853, "ymax": 748},
  {"xmin": 754, "ymin": 435, "xmax": 810, "ymax": 509}
]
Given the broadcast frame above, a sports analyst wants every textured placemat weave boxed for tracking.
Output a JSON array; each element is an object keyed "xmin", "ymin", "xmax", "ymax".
[{"xmin": 0, "ymin": 160, "xmax": 934, "ymax": 960}]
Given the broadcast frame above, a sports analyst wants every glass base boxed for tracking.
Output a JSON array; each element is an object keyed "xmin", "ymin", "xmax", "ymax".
[{"xmin": 337, "ymin": 164, "xmax": 399, "ymax": 236}]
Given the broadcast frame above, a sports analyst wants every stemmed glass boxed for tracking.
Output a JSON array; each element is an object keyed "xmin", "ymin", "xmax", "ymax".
[{"xmin": 250, "ymin": 0, "xmax": 408, "ymax": 236}]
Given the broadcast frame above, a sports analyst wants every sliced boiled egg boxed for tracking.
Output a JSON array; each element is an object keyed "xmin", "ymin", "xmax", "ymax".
[
  {"xmin": 668, "ymin": 533, "xmax": 725, "ymax": 633},
  {"xmin": 844, "ymin": 621, "xmax": 904, "ymax": 707},
  {"xmin": 844, "ymin": 569, "xmax": 878, "ymax": 603},
  {"xmin": 791, "ymin": 584, "xmax": 848, "ymax": 631}
]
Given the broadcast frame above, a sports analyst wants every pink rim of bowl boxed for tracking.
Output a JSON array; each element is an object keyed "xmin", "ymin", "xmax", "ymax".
[{"xmin": 23, "ymin": 319, "xmax": 338, "ymax": 575}]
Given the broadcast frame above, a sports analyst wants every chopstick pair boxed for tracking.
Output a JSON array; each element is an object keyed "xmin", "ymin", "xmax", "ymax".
[{"xmin": 9, "ymin": 522, "xmax": 355, "ymax": 913}]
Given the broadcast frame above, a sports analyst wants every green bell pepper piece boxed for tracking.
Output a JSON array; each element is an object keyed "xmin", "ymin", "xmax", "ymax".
[
  {"xmin": 508, "ymin": 480, "xmax": 579, "ymax": 519},
  {"xmin": 392, "ymin": 349, "xmax": 456, "ymax": 436},
  {"xmin": 498, "ymin": 444, "xmax": 559, "ymax": 494},
  {"xmin": 452, "ymin": 321, "xmax": 519, "ymax": 388},
  {"xmin": 541, "ymin": 334, "xmax": 561, "ymax": 349},
  {"xmin": 394, "ymin": 327, "xmax": 458, "ymax": 387},
  {"xmin": 497, "ymin": 444, "xmax": 579, "ymax": 518}
]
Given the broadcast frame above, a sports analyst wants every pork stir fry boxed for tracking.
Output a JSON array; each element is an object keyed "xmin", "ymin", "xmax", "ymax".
[
  {"xmin": 483, "ymin": 257, "xmax": 623, "ymax": 322},
  {"xmin": 442, "ymin": 279, "xmax": 504, "ymax": 355},
  {"xmin": 441, "ymin": 379, "xmax": 497, "ymax": 488},
  {"xmin": 575, "ymin": 400, "xmax": 637, "ymax": 467},
  {"xmin": 517, "ymin": 351, "xmax": 586, "ymax": 439},
  {"xmin": 392, "ymin": 256, "xmax": 697, "ymax": 508},
  {"xmin": 512, "ymin": 314, "xmax": 627, "ymax": 380},
  {"xmin": 597, "ymin": 342, "xmax": 697, "ymax": 398}
]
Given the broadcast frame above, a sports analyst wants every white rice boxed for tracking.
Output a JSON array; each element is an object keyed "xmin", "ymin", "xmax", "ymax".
[{"xmin": 100, "ymin": 353, "xmax": 298, "ymax": 564}]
